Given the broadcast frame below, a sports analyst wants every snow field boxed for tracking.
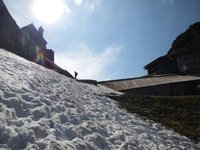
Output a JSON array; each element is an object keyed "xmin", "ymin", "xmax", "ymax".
[{"xmin": 0, "ymin": 49, "xmax": 200, "ymax": 150}]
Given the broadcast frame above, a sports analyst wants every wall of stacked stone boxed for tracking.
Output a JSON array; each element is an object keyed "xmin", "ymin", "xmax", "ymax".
[{"xmin": 45, "ymin": 49, "xmax": 54, "ymax": 62}]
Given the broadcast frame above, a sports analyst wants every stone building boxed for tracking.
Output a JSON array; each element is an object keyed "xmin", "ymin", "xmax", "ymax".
[
  {"xmin": 20, "ymin": 24, "xmax": 54, "ymax": 64},
  {"xmin": 0, "ymin": 0, "xmax": 54, "ymax": 64},
  {"xmin": 144, "ymin": 56, "xmax": 178, "ymax": 75},
  {"xmin": 20, "ymin": 24, "xmax": 47, "ymax": 62},
  {"xmin": 176, "ymin": 53, "xmax": 200, "ymax": 72},
  {"xmin": 0, "ymin": 0, "xmax": 73, "ymax": 78},
  {"xmin": 45, "ymin": 49, "xmax": 54, "ymax": 62}
]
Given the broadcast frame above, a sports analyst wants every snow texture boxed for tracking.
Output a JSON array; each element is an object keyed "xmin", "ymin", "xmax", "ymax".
[{"xmin": 0, "ymin": 49, "xmax": 199, "ymax": 150}]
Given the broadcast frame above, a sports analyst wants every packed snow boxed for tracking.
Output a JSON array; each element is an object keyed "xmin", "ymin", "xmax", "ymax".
[{"xmin": 0, "ymin": 49, "xmax": 199, "ymax": 150}]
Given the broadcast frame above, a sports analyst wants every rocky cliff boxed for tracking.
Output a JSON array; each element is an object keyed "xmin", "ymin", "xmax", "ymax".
[{"xmin": 168, "ymin": 22, "xmax": 200, "ymax": 57}]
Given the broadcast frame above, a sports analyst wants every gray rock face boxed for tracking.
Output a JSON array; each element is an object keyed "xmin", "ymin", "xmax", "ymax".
[{"xmin": 168, "ymin": 22, "xmax": 200, "ymax": 56}]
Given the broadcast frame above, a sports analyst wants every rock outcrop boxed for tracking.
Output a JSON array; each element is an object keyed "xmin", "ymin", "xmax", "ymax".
[{"xmin": 168, "ymin": 22, "xmax": 200, "ymax": 57}]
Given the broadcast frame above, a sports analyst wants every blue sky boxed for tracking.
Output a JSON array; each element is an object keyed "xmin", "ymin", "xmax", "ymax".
[{"xmin": 4, "ymin": 0, "xmax": 200, "ymax": 81}]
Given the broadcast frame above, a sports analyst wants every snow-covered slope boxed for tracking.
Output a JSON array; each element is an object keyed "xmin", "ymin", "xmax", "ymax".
[{"xmin": 0, "ymin": 49, "xmax": 199, "ymax": 150}]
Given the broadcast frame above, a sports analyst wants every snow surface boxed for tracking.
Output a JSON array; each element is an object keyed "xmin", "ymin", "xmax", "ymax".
[{"xmin": 0, "ymin": 48, "xmax": 199, "ymax": 150}]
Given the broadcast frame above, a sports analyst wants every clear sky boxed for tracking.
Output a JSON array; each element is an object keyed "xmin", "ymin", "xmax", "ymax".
[{"xmin": 4, "ymin": 0, "xmax": 200, "ymax": 81}]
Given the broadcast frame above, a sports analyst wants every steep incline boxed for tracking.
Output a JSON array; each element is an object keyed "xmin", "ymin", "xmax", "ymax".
[{"xmin": 0, "ymin": 49, "xmax": 199, "ymax": 149}]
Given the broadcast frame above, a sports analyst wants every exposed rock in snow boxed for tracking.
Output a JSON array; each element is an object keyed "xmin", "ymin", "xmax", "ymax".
[{"xmin": 0, "ymin": 49, "xmax": 199, "ymax": 149}]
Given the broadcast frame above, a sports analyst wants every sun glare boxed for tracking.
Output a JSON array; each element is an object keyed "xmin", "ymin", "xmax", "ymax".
[{"xmin": 32, "ymin": 0, "xmax": 67, "ymax": 24}]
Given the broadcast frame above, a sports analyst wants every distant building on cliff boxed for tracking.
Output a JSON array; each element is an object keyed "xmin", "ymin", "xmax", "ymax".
[
  {"xmin": 0, "ymin": 0, "xmax": 54, "ymax": 64},
  {"xmin": 144, "ymin": 22, "xmax": 200, "ymax": 75},
  {"xmin": 144, "ymin": 56, "xmax": 178, "ymax": 75},
  {"xmin": 0, "ymin": 0, "xmax": 73, "ymax": 78},
  {"xmin": 20, "ymin": 24, "xmax": 54, "ymax": 64}
]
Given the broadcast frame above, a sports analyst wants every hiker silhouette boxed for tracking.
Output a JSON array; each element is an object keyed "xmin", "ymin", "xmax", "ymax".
[{"xmin": 74, "ymin": 71, "xmax": 78, "ymax": 79}]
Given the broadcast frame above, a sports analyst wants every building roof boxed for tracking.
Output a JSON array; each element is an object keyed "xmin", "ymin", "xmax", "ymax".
[
  {"xmin": 99, "ymin": 74, "xmax": 200, "ymax": 91},
  {"xmin": 21, "ymin": 23, "xmax": 47, "ymax": 44},
  {"xmin": 144, "ymin": 56, "xmax": 166, "ymax": 69}
]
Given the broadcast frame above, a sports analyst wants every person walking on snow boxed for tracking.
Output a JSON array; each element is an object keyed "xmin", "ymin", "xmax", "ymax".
[{"xmin": 74, "ymin": 71, "xmax": 78, "ymax": 79}]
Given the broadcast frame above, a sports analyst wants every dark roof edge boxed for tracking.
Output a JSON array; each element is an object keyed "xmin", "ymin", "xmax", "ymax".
[
  {"xmin": 98, "ymin": 74, "xmax": 177, "ymax": 83},
  {"xmin": 21, "ymin": 23, "xmax": 47, "ymax": 44},
  {"xmin": 144, "ymin": 55, "xmax": 167, "ymax": 69}
]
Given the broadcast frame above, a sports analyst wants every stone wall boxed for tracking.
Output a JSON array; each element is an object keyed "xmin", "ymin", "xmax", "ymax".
[
  {"xmin": 177, "ymin": 53, "xmax": 200, "ymax": 72},
  {"xmin": 45, "ymin": 49, "xmax": 54, "ymax": 62},
  {"xmin": 123, "ymin": 80, "xmax": 200, "ymax": 96}
]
